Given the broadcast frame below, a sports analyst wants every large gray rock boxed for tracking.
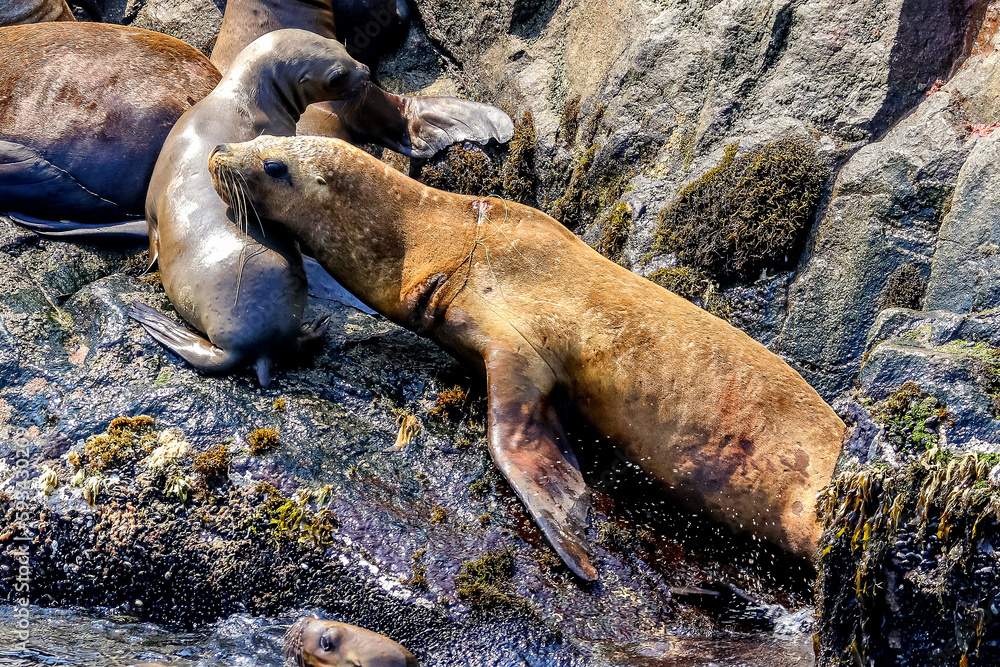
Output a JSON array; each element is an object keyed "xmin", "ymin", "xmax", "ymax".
[
  {"xmin": 925, "ymin": 134, "xmax": 1000, "ymax": 312},
  {"xmin": 777, "ymin": 92, "xmax": 975, "ymax": 398}
]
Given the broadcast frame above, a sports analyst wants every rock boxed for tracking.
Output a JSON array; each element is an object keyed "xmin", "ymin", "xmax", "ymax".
[
  {"xmin": 777, "ymin": 91, "xmax": 975, "ymax": 399},
  {"xmin": 0, "ymin": 215, "xmax": 814, "ymax": 663},
  {"xmin": 130, "ymin": 0, "xmax": 224, "ymax": 53},
  {"xmin": 925, "ymin": 135, "xmax": 1000, "ymax": 311}
]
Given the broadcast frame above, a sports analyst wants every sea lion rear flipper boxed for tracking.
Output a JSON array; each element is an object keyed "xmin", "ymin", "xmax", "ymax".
[
  {"xmin": 8, "ymin": 212, "xmax": 149, "ymax": 242},
  {"xmin": 0, "ymin": 140, "xmax": 128, "ymax": 222},
  {"xmin": 485, "ymin": 344, "xmax": 597, "ymax": 581},
  {"xmin": 129, "ymin": 302, "xmax": 239, "ymax": 373},
  {"xmin": 305, "ymin": 86, "xmax": 515, "ymax": 159}
]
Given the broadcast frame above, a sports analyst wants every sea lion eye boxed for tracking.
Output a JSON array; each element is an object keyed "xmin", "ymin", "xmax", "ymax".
[
  {"xmin": 319, "ymin": 633, "xmax": 335, "ymax": 652},
  {"xmin": 327, "ymin": 66, "xmax": 347, "ymax": 86},
  {"xmin": 263, "ymin": 160, "xmax": 288, "ymax": 178}
]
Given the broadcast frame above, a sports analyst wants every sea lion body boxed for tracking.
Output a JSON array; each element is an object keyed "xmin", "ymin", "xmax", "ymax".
[
  {"xmin": 209, "ymin": 136, "xmax": 846, "ymax": 579},
  {"xmin": 132, "ymin": 31, "xmax": 369, "ymax": 385},
  {"xmin": 0, "ymin": 22, "xmax": 219, "ymax": 221},
  {"xmin": 284, "ymin": 617, "xmax": 417, "ymax": 667}
]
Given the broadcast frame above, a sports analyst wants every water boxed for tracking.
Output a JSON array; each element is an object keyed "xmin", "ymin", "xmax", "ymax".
[{"xmin": 0, "ymin": 606, "xmax": 814, "ymax": 667}]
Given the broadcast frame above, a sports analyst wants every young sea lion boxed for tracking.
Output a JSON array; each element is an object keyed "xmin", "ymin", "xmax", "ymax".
[
  {"xmin": 129, "ymin": 30, "xmax": 370, "ymax": 387},
  {"xmin": 284, "ymin": 616, "xmax": 417, "ymax": 667},
  {"xmin": 210, "ymin": 0, "xmax": 513, "ymax": 158},
  {"xmin": 208, "ymin": 135, "xmax": 847, "ymax": 579},
  {"xmin": 0, "ymin": 22, "xmax": 219, "ymax": 222}
]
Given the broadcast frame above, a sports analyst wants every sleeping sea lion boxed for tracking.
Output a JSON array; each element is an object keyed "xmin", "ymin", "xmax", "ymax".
[
  {"xmin": 207, "ymin": 135, "xmax": 847, "ymax": 579},
  {"xmin": 210, "ymin": 0, "xmax": 513, "ymax": 158},
  {"xmin": 284, "ymin": 616, "xmax": 417, "ymax": 667},
  {"xmin": 0, "ymin": 0, "xmax": 101, "ymax": 26},
  {"xmin": 128, "ymin": 30, "xmax": 370, "ymax": 386},
  {"xmin": 0, "ymin": 22, "xmax": 219, "ymax": 223}
]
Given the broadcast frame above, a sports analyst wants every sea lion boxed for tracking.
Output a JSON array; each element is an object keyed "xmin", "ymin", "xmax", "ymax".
[
  {"xmin": 208, "ymin": 135, "xmax": 847, "ymax": 580},
  {"xmin": 210, "ymin": 0, "xmax": 513, "ymax": 158},
  {"xmin": 128, "ymin": 30, "xmax": 370, "ymax": 387},
  {"xmin": 0, "ymin": 0, "xmax": 101, "ymax": 26},
  {"xmin": 284, "ymin": 616, "xmax": 417, "ymax": 667},
  {"xmin": 0, "ymin": 22, "xmax": 219, "ymax": 222}
]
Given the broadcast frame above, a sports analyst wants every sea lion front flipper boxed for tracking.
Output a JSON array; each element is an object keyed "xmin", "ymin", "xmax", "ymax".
[
  {"xmin": 485, "ymin": 344, "xmax": 597, "ymax": 581},
  {"xmin": 129, "ymin": 303, "xmax": 239, "ymax": 374},
  {"xmin": 301, "ymin": 86, "xmax": 515, "ymax": 158},
  {"xmin": 0, "ymin": 140, "xmax": 127, "ymax": 222},
  {"xmin": 8, "ymin": 212, "xmax": 149, "ymax": 242}
]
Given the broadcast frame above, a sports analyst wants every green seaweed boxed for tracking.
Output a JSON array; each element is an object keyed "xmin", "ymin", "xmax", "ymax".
[{"xmin": 654, "ymin": 138, "xmax": 828, "ymax": 282}]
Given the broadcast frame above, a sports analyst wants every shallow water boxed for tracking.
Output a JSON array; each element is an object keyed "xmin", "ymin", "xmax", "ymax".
[{"xmin": 0, "ymin": 606, "xmax": 813, "ymax": 667}]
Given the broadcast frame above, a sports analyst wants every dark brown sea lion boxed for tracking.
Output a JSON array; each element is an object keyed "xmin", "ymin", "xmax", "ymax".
[
  {"xmin": 210, "ymin": 0, "xmax": 513, "ymax": 158},
  {"xmin": 284, "ymin": 616, "xmax": 417, "ymax": 667},
  {"xmin": 208, "ymin": 135, "xmax": 847, "ymax": 580},
  {"xmin": 0, "ymin": 22, "xmax": 219, "ymax": 222},
  {"xmin": 0, "ymin": 0, "xmax": 101, "ymax": 26},
  {"xmin": 128, "ymin": 30, "xmax": 369, "ymax": 386}
]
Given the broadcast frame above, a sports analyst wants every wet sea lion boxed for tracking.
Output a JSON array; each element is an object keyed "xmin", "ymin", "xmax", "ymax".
[
  {"xmin": 0, "ymin": 22, "xmax": 219, "ymax": 222},
  {"xmin": 210, "ymin": 0, "xmax": 513, "ymax": 158},
  {"xmin": 208, "ymin": 135, "xmax": 847, "ymax": 580},
  {"xmin": 128, "ymin": 30, "xmax": 370, "ymax": 386},
  {"xmin": 0, "ymin": 0, "xmax": 101, "ymax": 25},
  {"xmin": 284, "ymin": 616, "xmax": 417, "ymax": 666}
]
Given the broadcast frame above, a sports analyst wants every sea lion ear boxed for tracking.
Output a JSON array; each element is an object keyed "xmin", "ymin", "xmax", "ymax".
[{"xmin": 483, "ymin": 342, "xmax": 598, "ymax": 581}]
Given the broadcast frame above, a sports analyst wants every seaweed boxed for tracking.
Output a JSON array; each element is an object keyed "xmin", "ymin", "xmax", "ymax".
[
  {"xmin": 247, "ymin": 428, "xmax": 280, "ymax": 456},
  {"xmin": 654, "ymin": 138, "xmax": 828, "ymax": 282},
  {"xmin": 456, "ymin": 549, "xmax": 518, "ymax": 606},
  {"xmin": 85, "ymin": 415, "xmax": 158, "ymax": 471},
  {"xmin": 877, "ymin": 263, "xmax": 927, "ymax": 311}
]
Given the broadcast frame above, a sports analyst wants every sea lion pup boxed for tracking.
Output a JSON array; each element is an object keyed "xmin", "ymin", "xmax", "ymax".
[
  {"xmin": 129, "ymin": 30, "xmax": 370, "ymax": 387},
  {"xmin": 284, "ymin": 617, "xmax": 417, "ymax": 667},
  {"xmin": 209, "ymin": 135, "xmax": 847, "ymax": 580},
  {"xmin": 0, "ymin": 22, "xmax": 218, "ymax": 224},
  {"xmin": 0, "ymin": 0, "xmax": 101, "ymax": 25},
  {"xmin": 209, "ymin": 0, "xmax": 513, "ymax": 158}
]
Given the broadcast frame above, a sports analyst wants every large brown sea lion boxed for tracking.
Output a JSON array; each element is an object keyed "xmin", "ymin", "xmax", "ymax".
[
  {"xmin": 0, "ymin": 0, "xmax": 101, "ymax": 26},
  {"xmin": 128, "ymin": 30, "xmax": 370, "ymax": 386},
  {"xmin": 284, "ymin": 616, "xmax": 417, "ymax": 667},
  {"xmin": 208, "ymin": 135, "xmax": 847, "ymax": 580},
  {"xmin": 210, "ymin": 0, "xmax": 513, "ymax": 158},
  {"xmin": 0, "ymin": 22, "xmax": 219, "ymax": 223}
]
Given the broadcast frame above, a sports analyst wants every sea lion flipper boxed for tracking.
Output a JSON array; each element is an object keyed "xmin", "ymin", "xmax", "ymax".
[
  {"xmin": 485, "ymin": 345, "xmax": 597, "ymax": 581},
  {"xmin": 129, "ymin": 303, "xmax": 239, "ymax": 373},
  {"xmin": 7, "ymin": 212, "xmax": 149, "ymax": 241},
  {"xmin": 0, "ymin": 140, "xmax": 128, "ymax": 221},
  {"xmin": 306, "ymin": 87, "xmax": 515, "ymax": 159},
  {"xmin": 400, "ymin": 95, "xmax": 515, "ymax": 158}
]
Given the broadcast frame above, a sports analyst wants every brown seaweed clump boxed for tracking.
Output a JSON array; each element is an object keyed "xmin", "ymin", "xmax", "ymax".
[
  {"xmin": 191, "ymin": 444, "xmax": 230, "ymax": 489},
  {"xmin": 85, "ymin": 415, "xmax": 157, "ymax": 471},
  {"xmin": 248, "ymin": 428, "xmax": 280, "ymax": 456},
  {"xmin": 877, "ymin": 263, "xmax": 927, "ymax": 311},
  {"xmin": 647, "ymin": 266, "xmax": 731, "ymax": 320},
  {"xmin": 654, "ymin": 138, "xmax": 828, "ymax": 282},
  {"xmin": 817, "ymin": 449, "xmax": 1000, "ymax": 667},
  {"xmin": 456, "ymin": 549, "xmax": 518, "ymax": 607}
]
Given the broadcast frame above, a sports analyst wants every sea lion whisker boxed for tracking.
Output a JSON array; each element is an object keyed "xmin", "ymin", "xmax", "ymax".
[{"xmin": 235, "ymin": 169, "xmax": 265, "ymax": 238}]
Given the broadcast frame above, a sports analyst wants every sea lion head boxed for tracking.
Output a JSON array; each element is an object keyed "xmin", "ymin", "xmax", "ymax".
[
  {"xmin": 283, "ymin": 616, "xmax": 417, "ymax": 667},
  {"xmin": 225, "ymin": 29, "xmax": 371, "ymax": 117}
]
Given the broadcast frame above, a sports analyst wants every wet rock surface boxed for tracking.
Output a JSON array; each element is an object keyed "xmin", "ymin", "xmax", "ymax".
[{"xmin": 0, "ymin": 216, "xmax": 815, "ymax": 665}]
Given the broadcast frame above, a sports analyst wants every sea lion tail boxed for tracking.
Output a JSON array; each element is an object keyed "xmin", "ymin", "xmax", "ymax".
[
  {"xmin": 8, "ymin": 212, "xmax": 149, "ymax": 242},
  {"xmin": 129, "ymin": 303, "xmax": 243, "ymax": 375}
]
